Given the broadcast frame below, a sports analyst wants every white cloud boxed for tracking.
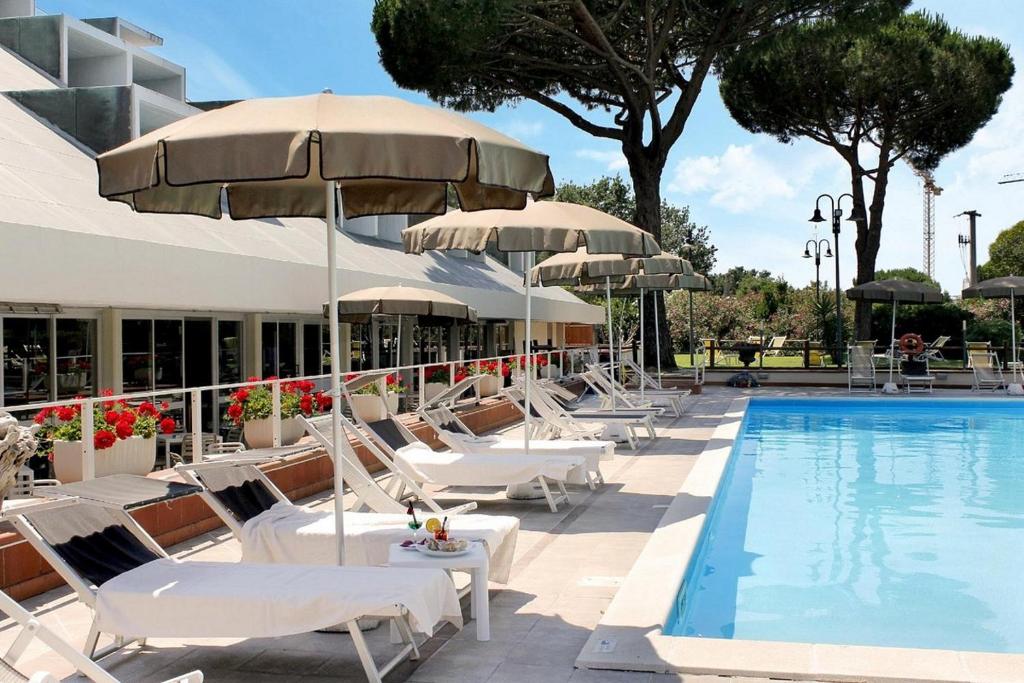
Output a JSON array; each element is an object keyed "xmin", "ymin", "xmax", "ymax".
[
  {"xmin": 575, "ymin": 148, "xmax": 628, "ymax": 171},
  {"xmin": 502, "ymin": 119, "xmax": 545, "ymax": 140},
  {"xmin": 668, "ymin": 144, "xmax": 797, "ymax": 213},
  {"xmin": 163, "ymin": 34, "xmax": 262, "ymax": 100}
]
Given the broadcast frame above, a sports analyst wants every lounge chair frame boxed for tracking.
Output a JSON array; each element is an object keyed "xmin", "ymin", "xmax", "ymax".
[
  {"xmin": 1, "ymin": 496, "xmax": 421, "ymax": 683},
  {"xmin": 899, "ymin": 356, "xmax": 935, "ymax": 394},
  {"xmin": 970, "ymin": 351, "xmax": 1007, "ymax": 391},
  {"xmin": 585, "ymin": 364, "xmax": 679, "ymax": 416},
  {"xmin": 847, "ymin": 346, "xmax": 877, "ymax": 393}
]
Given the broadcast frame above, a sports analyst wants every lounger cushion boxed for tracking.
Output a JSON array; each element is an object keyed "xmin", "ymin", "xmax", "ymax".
[
  {"xmin": 96, "ymin": 559, "xmax": 461, "ymax": 638},
  {"xmin": 240, "ymin": 505, "xmax": 519, "ymax": 582},
  {"xmin": 441, "ymin": 432, "xmax": 613, "ymax": 482},
  {"xmin": 393, "ymin": 443, "xmax": 583, "ymax": 487}
]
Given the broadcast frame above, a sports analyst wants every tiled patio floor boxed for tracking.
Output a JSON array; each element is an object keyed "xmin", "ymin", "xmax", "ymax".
[{"xmin": 2, "ymin": 388, "xmax": 844, "ymax": 682}]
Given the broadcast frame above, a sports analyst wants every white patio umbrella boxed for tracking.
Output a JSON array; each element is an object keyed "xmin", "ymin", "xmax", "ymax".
[
  {"xmin": 95, "ymin": 93, "xmax": 554, "ymax": 564},
  {"xmin": 962, "ymin": 276, "xmax": 1024, "ymax": 395},
  {"xmin": 404, "ymin": 202, "xmax": 660, "ymax": 457},
  {"xmin": 535, "ymin": 251, "xmax": 691, "ymax": 403},
  {"xmin": 326, "ymin": 285, "xmax": 478, "ymax": 373},
  {"xmin": 846, "ymin": 279, "xmax": 943, "ymax": 394}
]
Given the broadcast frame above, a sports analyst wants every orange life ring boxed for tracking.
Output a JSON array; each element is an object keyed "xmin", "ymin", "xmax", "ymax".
[{"xmin": 899, "ymin": 333, "xmax": 925, "ymax": 355}]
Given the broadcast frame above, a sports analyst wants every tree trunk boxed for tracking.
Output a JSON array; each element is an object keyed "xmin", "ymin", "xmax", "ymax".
[
  {"xmin": 849, "ymin": 145, "xmax": 892, "ymax": 341},
  {"xmin": 625, "ymin": 148, "xmax": 676, "ymax": 370}
]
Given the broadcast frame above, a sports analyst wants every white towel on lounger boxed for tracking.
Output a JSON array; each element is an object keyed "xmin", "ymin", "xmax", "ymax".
[
  {"xmin": 393, "ymin": 443, "xmax": 584, "ymax": 487},
  {"xmin": 96, "ymin": 559, "xmax": 461, "ymax": 638},
  {"xmin": 240, "ymin": 504, "xmax": 519, "ymax": 582}
]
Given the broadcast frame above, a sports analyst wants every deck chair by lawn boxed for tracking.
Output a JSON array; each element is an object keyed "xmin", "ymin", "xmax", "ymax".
[
  {"xmin": 330, "ymin": 383, "xmax": 584, "ymax": 513},
  {"xmin": 0, "ymin": 586, "xmax": 202, "ymax": 683},
  {"xmin": 177, "ymin": 449, "xmax": 519, "ymax": 582},
  {"xmin": 582, "ymin": 367, "xmax": 675, "ymax": 417},
  {"xmin": 416, "ymin": 378, "xmax": 611, "ymax": 489},
  {"xmin": 899, "ymin": 356, "xmax": 935, "ymax": 393},
  {"xmin": 2, "ymin": 485, "xmax": 461, "ymax": 683},
  {"xmin": 762, "ymin": 336, "xmax": 789, "ymax": 357},
  {"xmin": 923, "ymin": 335, "xmax": 951, "ymax": 362},
  {"xmin": 848, "ymin": 345, "xmax": 877, "ymax": 393},
  {"xmin": 970, "ymin": 351, "xmax": 1007, "ymax": 391}
]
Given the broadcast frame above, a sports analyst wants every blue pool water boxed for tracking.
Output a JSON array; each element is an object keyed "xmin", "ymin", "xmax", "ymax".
[{"xmin": 666, "ymin": 398, "xmax": 1024, "ymax": 653}]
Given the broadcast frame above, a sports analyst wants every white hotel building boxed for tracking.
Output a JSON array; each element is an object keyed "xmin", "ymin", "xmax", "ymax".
[{"xmin": 0, "ymin": 1, "xmax": 602, "ymax": 413}]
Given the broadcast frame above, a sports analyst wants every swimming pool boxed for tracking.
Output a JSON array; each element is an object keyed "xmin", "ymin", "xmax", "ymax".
[{"xmin": 666, "ymin": 397, "xmax": 1024, "ymax": 654}]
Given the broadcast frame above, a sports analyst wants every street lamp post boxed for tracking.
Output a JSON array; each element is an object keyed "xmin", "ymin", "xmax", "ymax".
[
  {"xmin": 810, "ymin": 193, "xmax": 860, "ymax": 367},
  {"xmin": 802, "ymin": 238, "xmax": 833, "ymax": 301}
]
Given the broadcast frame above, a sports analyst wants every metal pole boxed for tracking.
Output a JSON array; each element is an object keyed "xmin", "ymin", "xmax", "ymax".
[
  {"xmin": 654, "ymin": 290, "xmax": 663, "ymax": 389},
  {"xmin": 967, "ymin": 211, "xmax": 980, "ymax": 286},
  {"xmin": 689, "ymin": 288, "xmax": 697, "ymax": 384},
  {"xmin": 833, "ymin": 208, "xmax": 843, "ymax": 368},
  {"xmin": 325, "ymin": 182, "xmax": 345, "ymax": 565},
  {"xmin": 605, "ymin": 276, "xmax": 616, "ymax": 410},
  {"xmin": 523, "ymin": 251, "xmax": 533, "ymax": 452},
  {"xmin": 639, "ymin": 288, "xmax": 645, "ymax": 402},
  {"xmin": 1012, "ymin": 291, "xmax": 1019, "ymax": 385}
]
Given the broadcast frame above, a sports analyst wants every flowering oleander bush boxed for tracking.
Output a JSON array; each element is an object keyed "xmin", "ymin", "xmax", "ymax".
[
  {"xmin": 224, "ymin": 376, "xmax": 329, "ymax": 426},
  {"xmin": 34, "ymin": 389, "xmax": 175, "ymax": 459}
]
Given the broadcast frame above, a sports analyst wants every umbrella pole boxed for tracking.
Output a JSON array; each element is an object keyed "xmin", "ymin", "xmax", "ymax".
[
  {"xmin": 1010, "ymin": 291, "xmax": 1023, "ymax": 394},
  {"xmin": 639, "ymin": 288, "xmax": 645, "ymax": 402},
  {"xmin": 689, "ymin": 289, "xmax": 696, "ymax": 385},
  {"xmin": 883, "ymin": 299, "xmax": 898, "ymax": 394},
  {"xmin": 396, "ymin": 315, "xmax": 401, "ymax": 370},
  {"xmin": 325, "ymin": 182, "xmax": 345, "ymax": 565},
  {"xmin": 654, "ymin": 291, "xmax": 663, "ymax": 389},
  {"xmin": 606, "ymin": 276, "xmax": 616, "ymax": 410},
  {"xmin": 524, "ymin": 251, "xmax": 533, "ymax": 452}
]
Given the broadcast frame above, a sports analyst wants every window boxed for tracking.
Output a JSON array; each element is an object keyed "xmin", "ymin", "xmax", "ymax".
[
  {"xmin": 303, "ymin": 323, "xmax": 328, "ymax": 375},
  {"xmin": 55, "ymin": 319, "xmax": 96, "ymax": 399},
  {"xmin": 3, "ymin": 317, "xmax": 49, "ymax": 405},
  {"xmin": 122, "ymin": 319, "xmax": 152, "ymax": 392},
  {"xmin": 262, "ymin": 321, "xmax": 299, "ymax": 378},
  {"xmin": 154, "ymin": 320, "xmax": 183, "ymax": 390},
  {"xmin": 218, "ymin": 321, "xmax": 242, "ymax": 384},
  {"xmin": 494, "ymin": 322, "xmax": 513, "ymax": 357}
]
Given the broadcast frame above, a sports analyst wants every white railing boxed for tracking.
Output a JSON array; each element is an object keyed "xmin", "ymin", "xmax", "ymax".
[{"xmin": 5, "ymin": 346, "xmax": 593, "ymax": 481}]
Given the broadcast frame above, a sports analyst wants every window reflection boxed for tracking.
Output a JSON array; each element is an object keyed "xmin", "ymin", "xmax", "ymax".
[
  {"xmin": 3, "ymin": 318, "xmax": 49, "ymax": 404},
  {"xmin": 55, "ymin": 319, "xmax": 95, "ymax": 399},
  {"xmin": 122, "ymin": 319, "xmax": 152, "ymax": 393}
]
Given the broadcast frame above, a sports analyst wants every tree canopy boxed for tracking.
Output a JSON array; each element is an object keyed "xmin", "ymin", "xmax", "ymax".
[
  {"xmin": 979, "ymin": 220, "xmax": 1024, "ymax": 280},
  {"xmin": 874, "ymin": 267, "xmax": 941, "ymax": 290},
  {"xmin": 552, "ymin": 175, "xmax": 717, "ymax": 273},
  {"xmin": 718, "ymin": 10, "xmax": 1013, "ymax": 338}
]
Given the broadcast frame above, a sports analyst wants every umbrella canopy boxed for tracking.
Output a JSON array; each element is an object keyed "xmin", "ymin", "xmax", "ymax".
[
  {"xmin": 403, "ymin": 201, "xmax": 660, "ymax": 256},
  {"xmin": 326, "ymin": 285, "xmax": 478, "ymax": 324},
  {"xmin": 962, "ymin": 276, "xmax": 1024, "ymax": 299},
  {"xmin": 530, "ymin": 250, "xmax": 691, "ymax": 286},
  {"xmin": 96, "ymin": 93, "xmax": 554, "ymax": 220},
  {"xmin": 97, "ymin": 93, "xmax": 553, "ymax": 566},
  {"xmin": 845, "ymin": 279, "xmax": 943, "ymax": 303}
]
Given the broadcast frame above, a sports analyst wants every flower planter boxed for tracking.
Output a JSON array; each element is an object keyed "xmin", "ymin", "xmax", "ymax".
[
  {"xmin": 243, "ymin": 416, "xmax": 304, "ymax": 449},
  {"xmin": 52, "ymin": 435, "xmax": 156, "ymax": 483},
  {"xmin": 350, "ymin": 394, "xmax": 385, "ymax": 422},
  {"xmin": 539, "ymin": 365, "xmax": 562, "ymax": 379},
  {"xmin": 423, "ymin": 382, "xmax": 448, "ymax": 403},
  {"xmin": 478, "ymin": 374, "xmax": 502, "ymax": 397},
  {"xmin": 386, "ymin": 391, "xmax": 403, "ymax": 414}
]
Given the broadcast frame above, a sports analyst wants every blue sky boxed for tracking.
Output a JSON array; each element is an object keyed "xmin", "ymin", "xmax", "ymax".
[{"xmin": 41, "ymin": 1, "xmax": 1024, "ymax": 292}]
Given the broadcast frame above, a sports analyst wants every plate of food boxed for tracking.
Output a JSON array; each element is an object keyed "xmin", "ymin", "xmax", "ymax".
[{"xmin": 416, "ymin": 537, "xmax": 471, "ymax": 558}]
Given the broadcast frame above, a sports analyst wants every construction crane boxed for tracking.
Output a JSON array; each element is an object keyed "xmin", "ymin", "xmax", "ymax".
[
  {"xmin": 999, "ymin": 172, "xmax": 1024, "ymax": 185},
  {"xmin": 914, "ymin": 168, "xmax": 943, "ymax": 279}
]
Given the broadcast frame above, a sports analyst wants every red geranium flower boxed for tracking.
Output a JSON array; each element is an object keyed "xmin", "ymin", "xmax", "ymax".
[
  {"xmin": 315, "ymin": 392, "xmax": 332, "ymax": 411},
  {"xmin": 159, "ymin": 417, "xmax": 176, "ymax": 435},
  {"xmin": 234, "ymin": 388, "xmax": 249, "ymax": 402},
  {"xmin": 160, "ymin": 401, "xmax": 170, "ymax": 411},
  {"xmin": 138, "ymin": 401, "xmax": 158, "ymax": 417},
  {"xmin": 246, "ymin": 376, "xmax": 260, "ymax": 383},
  {"xmin": 33, "ymin": 407, "xmax": 53, "ymax": 424},
  {"xmin": 114, "ymin": 420, "xmax": 134, "ymax": 440},
  {"xmin": 56, "ymin": 405, "xmax": 76, "ymax": 422},
  {"xmin": 299, "ymin": 394, "xmax": 314, "ymax": 415},
  {"xmin": 94, "ymin": 429, "xmax": 116, "ymax": 450},
  {"xmin": 118, "ymin": 409, "xmax": 137, "ymax": 425},
  {"xmin": 501, "ymin": 363, "xmax": 511, "ymax": 377},
  {"xmin": 227, "ymin": 403, "xmax": 243, "ymax": 421},
  {"xmin": 104, "ymin": 410, "xmax": 120, "ymax": 424}
]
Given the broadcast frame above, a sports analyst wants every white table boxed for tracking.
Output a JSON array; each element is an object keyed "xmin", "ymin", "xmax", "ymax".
[{"xmin": 387, "ymin": 542, "xmax": 490, "ymax": 641}]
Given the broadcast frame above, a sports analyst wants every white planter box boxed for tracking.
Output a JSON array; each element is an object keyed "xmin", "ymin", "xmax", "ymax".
[
  {"xmin": 423, "ymin": 382, "xmax": 449, "ymax": 403},
  {"xmin": 478, "ymin": 374, "xmax": 502, "ymax": 397},
  {"xmin": 540, "ymin": 365, "xmax": 562, "ymax": 379},
  {"xmin": 350, "ymin": 394, "xmax": 385, "ymax": 422},
  {"xmin": 243, "ymin": 416, "xmax": 304, "ymax": 449},
  {"xmin": 52, "ymin": 435, "xmax": 156, "ymax": 483}
]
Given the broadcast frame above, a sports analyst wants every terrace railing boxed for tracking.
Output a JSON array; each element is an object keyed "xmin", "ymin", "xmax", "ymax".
[{"xmin": 4, "ymin": 346, "xmax": 591, "ymax": 483}]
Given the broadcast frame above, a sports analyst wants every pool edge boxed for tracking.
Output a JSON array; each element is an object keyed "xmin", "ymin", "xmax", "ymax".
[{"xmin": 576, "ymin": 396, "xmax": 1024, "ymax": 683}]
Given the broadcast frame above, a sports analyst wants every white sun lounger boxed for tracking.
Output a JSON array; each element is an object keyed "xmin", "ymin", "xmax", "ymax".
[
  {"xmin": 177, "ymin": 454, "xmax": 519, "ymax": 583},
  {"xmin": 970, "ymin": 350, "xmax": 1008, "ymax": 391},
  {"xmin": 416, "ymin": 376, "xmax": 612, "ymax": 488},
  {"xmin": 0, "ymin": 585, "xmax": 203, "ymax": 683},
  {"xmin": 338, "ymin": 382, "xmax": 587, "ymax": 512},
  {"xmin": 583, "ymin": 365, "xmax": 678, "ymax": 416},
  {"xmin": 3, "ymin": 490, "xmax": 461, "ymax": 683}
]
